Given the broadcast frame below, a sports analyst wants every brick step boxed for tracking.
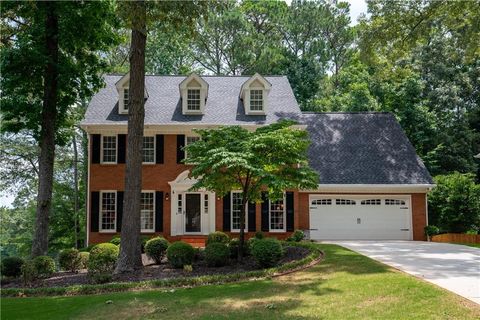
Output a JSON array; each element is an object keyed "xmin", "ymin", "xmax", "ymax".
[{"xmin": 180, "ymin": 237, "xmax": 206, "ymax": 248}]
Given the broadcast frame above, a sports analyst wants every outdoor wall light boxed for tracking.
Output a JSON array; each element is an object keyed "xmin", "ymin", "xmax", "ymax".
[{"xmin": 165, "ymin": 192, "xmax": 170, "ymax": 201}]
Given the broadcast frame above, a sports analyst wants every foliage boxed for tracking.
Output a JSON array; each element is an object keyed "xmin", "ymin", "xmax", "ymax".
[
  {"xmin": 228, "ymin": 238, "xmax": 240, "ymax": 259},
  {"xmin": 144, "ymin": 237, "xmax": 169, "ymax": 264},
  {"xmin": 1, "ymin": 256, "xmax": 25, "ymax": 278},
  {"xmin": 33, "ymin": 256, "xmax": 56, "ymax": 278},
  {"xmin": 21, "ymin": 260, "xmax": 38, "ymax": 285},
  {"xmin": 287, "ymin": 230, "xmax": 305, "ymax": 242},
  {"xmin": 109, "ymin": 236, "xmax": 121, "ymax": 246},
  {"xmin": 206, "ymin": 232, "xmax": 230, "ymax": 246},
  {"xmin": 205, "ymin": 243, "xmax": 230, "ymax": 267},
  {"xmin": 166, "ymin": 241, "xmax": 195, "ymax": 269},
  {"xmin": 87, "ymin": 243, "xmax": 119, "ymax": 283},
  {"xmin": 79, "ymin": 252, "xmax": 90, "ymax": 269},
  {"xmin": 428, "ymin": 173, "xmax": 480, "ymax": 233},
  {"xmin": 251, "ymin": 238, "xmax": 284, "ymax": 268},
  {"xmin": 59, "ymin": 248, "xmax": 82, "ymax": 272},
  {"xmin": 254, "ymin": 231, "xmax": 264, "ymax": 239},
  {"xmin": 424, "ymin": 226, "xmax": 440, "ymax": 238}
]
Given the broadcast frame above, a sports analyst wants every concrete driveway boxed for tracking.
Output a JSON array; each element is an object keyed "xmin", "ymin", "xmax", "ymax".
[{"xmin": 325, "ymin": 241, "xmax": 480, "ymax": 304}]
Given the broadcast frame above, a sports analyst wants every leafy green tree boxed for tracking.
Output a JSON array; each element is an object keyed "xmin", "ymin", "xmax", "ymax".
[
  {"xmin": 1, "ymin": 1, "xmax": 119, "ymax": 256},
  {"xmin": 428, "ymin": 173, "xmax": 480, "ymax": 233},
  {"xmin": 185, "ymin": 121, "xmax": 318, "ymax": 256}
]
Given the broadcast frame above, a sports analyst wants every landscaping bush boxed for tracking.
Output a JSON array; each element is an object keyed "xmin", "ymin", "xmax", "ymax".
[
  {"xmin": 87, "ymin": 243, "xmax": 119, "ymax": 283},
  {"xmin": 206, "ymin": 231, "xmax": 230, "ymax": 246},
  {"xmin": 21, "ymin": 260, "xmax": 37, "ymax": 284},
  {"xmin": 287, "ymin": 230, "xmax": 305, "ymax": 242},
  {"xmin": 33, "ymin": 256, "xmax": 56, "ymax": 278},
  {"xmin": 79, "ymin": 244, "xmax": 95, "ymax": 252},
  {"xmin": 424, "ymin": 225, "xmax": 440, "ymax": 241},
  {"xmin": 59, "ymin": 248, "xmax": 82, "ymax": 272},
  {"xmin": 109, "ymin": 236, "xmax": 121, "ymax": 246},
  {"xmin": 166, "ymin": 241, "xmax": 194, "ymax": 268},
  {"xmin": 229, "ymin": 238, "xmax": 240, "ymax": 258},
  {"xmin": 254, "ymin": 231, "xmax": 264, "ymax": 239},
  {"xmin": 247, "ymin": 237, "xmax": 259, "ymax": 254},
  {"xmin": 79, "ymin": 252, "xmax": 90, "ymax": 269},
  {"xmin": 205, "ymin": 242, "xmax": 230, "ymax": 267},
  {"xmin": 145, "ymin": 237, "xmax": 169, "ymax": 264},
  {"xmin": 1, "ymin": 256, "xmax": 24, "ymax": 278},
  {"xmin": 251, "ymin": 238, "xmax": 284, "ymax": 268}
]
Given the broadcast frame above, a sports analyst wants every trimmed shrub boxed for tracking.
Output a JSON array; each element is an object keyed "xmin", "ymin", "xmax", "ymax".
[
  {"xmin": 166, "ymin": 241, "xmax": 195, "ymax": 268},
  {"xmin": 59, "ymin": 249, "xmax": 82, "ymax": 272},
  {"xmin": 141, "ymin": 236, "xmax": 150, "ymax": 253},
  {"xmin": 79, "ymin": 244, "xmax": 95, "ymax": 252},
  {"xmin": 206, "ymin": 231, "xmax": 230, "ymax": 246},
  {"xmin": 287, "ymin": 230, "xmax": 305, "ymax": 242},
  {"xmin": 21, "ymin": 260, "xmax": 37, "ymax": 284},
  {"xmin": 88, "ymin": 243, "xmax": 119, "ymax": 283},
  {"xmin": 251, "ymin": 238, "xmax": 284, "ymax": 268},
  {"xmin": 1, "ymin": 256, "xmax": 24, "ymax": 278},
  {"xmin": 79, "ymin": 252, "xmax": 90, "ymax": 269},
  {"xmin": 228, "ymin": 238, "xmax": 240, "ymax": 258},
  {"xmin": 424, "ymin": 225, "xmax": 440, "ymax": 241},
  {"xmin": 109, "ymin": 236, "xmax": 121, "ymax": 246},
  {"xmin": 254, "ymin": 231, "xmax": 265, "ymax": 239},
  {"xmin": 205, "ymin": 242, "xmax": 229, "ymax": 267},
  {"xmin": 247, "ymin": 237, "xmax": 259, "ymax": 254},
  {"xmin": 33, "ymin": 256, "xmax": 55, "ymax": 278},
  {"xmin": 145, "ymin": 237, "xmax": 169, "ymax": 264}
]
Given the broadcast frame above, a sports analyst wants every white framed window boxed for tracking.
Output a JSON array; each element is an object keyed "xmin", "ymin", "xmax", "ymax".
[
  {"xmin": 312, "ymin": 199, "xmax": 332, "ymax": 205},
  {"xmin": 361, "ymin": 199, "xmax": 381, "ymax": 205},
  {"xmin": 142, "ymin": 136, "xmax": 155, "ymax": 164},
  {"xmin": 101, "ymin": 135, "xmax": 117, "ymax": 164},
  {"xmin": 231, "ymin": 191, "xmax": 248, "ymax": 232},
  {"xmin": 269, "ymin": 196, "xmax": 285, "ymax": 232},
  {"xmin": 100, "ymin": 191, "xmax": 116, "ymax": 232},
  {"xmin": 250, "ymin": 89, "xmax": 263, "ymax": 111},
  {"xmin": 123, "ymin": 88, "xmax": 129, "ymax": 110},
  {"xmin": 204, "ymin": 194, "xmax": 209, "ymax": 214},
  {"xmin": 385, "ymin": 199, "xmax": 406, "ymax": 206},
  {"xmin": 187, "ymin": 89, "xmax": 201, "ymax": 111},
  {"xmin": 141, "ymin": 191, "xmax": 155, "ymax": 232},
  {"xmin": 336, "ymin": 199, "xmax": 356, "ymax": 205}
]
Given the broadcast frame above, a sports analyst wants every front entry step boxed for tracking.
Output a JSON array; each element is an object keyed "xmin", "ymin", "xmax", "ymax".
[{"xmin": 180, "ymin": 236, "xmax": 206, "ymax": 248}]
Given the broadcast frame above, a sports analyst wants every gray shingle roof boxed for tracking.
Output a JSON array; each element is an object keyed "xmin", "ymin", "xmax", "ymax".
[
  {"xmin": 298, "ymin": 112, "xmax": 433, "ymax": 185},
  {"xmin": 81, "ymin": 75, "xmax": 302, "ymax": 126}
]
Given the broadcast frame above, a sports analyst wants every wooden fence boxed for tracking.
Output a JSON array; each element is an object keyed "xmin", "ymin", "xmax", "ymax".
[{"xmin": 431, "ymin": 233, "xmax": 480, "ymax": 244}]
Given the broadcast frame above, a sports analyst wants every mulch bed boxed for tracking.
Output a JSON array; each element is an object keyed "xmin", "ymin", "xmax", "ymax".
[{"xmin": 2, "ymin": 246, "xmax": 309, "ymax": 289}]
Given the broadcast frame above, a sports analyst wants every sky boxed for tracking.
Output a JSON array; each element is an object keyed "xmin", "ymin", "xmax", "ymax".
[{"xmin": 0, "ymin": 0, "xmax": 368, "ymax": 209}]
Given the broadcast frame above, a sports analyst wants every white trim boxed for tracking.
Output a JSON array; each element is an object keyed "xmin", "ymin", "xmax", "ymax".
[
  {"xmin": 140, "ymin": 190, "xmax": 155, "ymax": 233},
  {"xmin": 99, "ymin": 190, "xmax": 117, "ymax": 233},
  {"xmin": 269, "ymin": 194, "xmax": 286, "ymax": 232},
  {"xmin": 142, "ymin": 135, "xmax": 156, "ymax": 164},
  {"xmin": 230, "ymin": 191, "xmax": 248, "ymax": 233},
  {"xmin": 180, "ymin": 74, "xmax": 208, "ymax": 115},
  {"xmin": 100, "ymin": 135, "xmax": 118, "ymax": 164},
  {"xmin": 119, "ymin": 87, "xmax": 129, "ymax": 114},
  {"xmin": 183, "ymin": 192, "xmax": 203, "ymax": 235},
  {"xmin": 240, "ymin": 73, "xmax": 272, "ymax": 115},
  {"xmin": 299, "ymin": 184, "xmax": 436, "ymax": 193},
  {"xmin": 86, "ymin": 134, "xmax": 91, "ymax": 245}
]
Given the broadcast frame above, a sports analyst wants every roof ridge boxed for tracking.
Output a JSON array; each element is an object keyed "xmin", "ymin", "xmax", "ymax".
[
  {"xmin": 302, "ymin": 111, "xmax": 391, "ymax": 114},
  {"xmin": 104, "ymin": 74, "xmax": 287, "ymax": 78}
]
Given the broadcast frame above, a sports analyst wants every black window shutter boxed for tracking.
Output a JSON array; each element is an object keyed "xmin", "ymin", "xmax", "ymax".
[
  {"xmin": 248, "ymin": 202, "xmax": 256, "ymax": 232},
  {"xmin": 156, "ymin": 135, "xmax": 164, "ymax": 164},
  {"xmin": 90, "ymin": 191, "xmax": 100, "ymax": 232},
  {"xmin": 261, "ymin": 192, "xmax": 269, "ymax": 232},
  {"xmin": 286, "ymin": 191, "xmax": 294, "ymax": 232},
  {"xmin": 155, "ymin": 191, "xmax": 163, "ymax": 232},
  {"xmin": 116, "ymin": 191, "xmax": 124, "ymax": 232},
  {"xmin": 118, "ymin": 134, "xmax": 126, "ymax": 164},
  {"xmin": 92, "ymin": 135, "xmax": 101, "ymax": 164},
  {"xmin": 223, "ymin": 193, "xmax": 231, "ymax": 232},
  {"xmin": 177, "ymin": 134, "xmax": 185, "ymax": 164}
]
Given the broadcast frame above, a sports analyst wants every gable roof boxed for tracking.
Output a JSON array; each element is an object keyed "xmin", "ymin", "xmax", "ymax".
[
  {"xmin": 81, "ymin": 75, "xmax": 301, "ymax": 126},
  {"xmin": 298, "ymin": 112, "xmax": 434, "ymax": 185}
]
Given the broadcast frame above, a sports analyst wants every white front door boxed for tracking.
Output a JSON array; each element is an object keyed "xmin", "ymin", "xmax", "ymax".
[{"xmin": 309, "ymin": 195, "xmax": 412, "ymax": 240}]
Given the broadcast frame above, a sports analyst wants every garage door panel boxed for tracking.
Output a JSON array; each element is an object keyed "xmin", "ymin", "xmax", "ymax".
[{"xmin": 309, "ymin": 196, "xmax": 412, "ymax": 240}]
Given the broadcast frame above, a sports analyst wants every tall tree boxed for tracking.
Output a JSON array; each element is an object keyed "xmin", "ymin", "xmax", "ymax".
[
  {"xmin": 185, "ymin": 121, "xmax": 318, "ymax": 256},
  {"xmin": 1, "ymin": 1, "xmax": 118, "ymax": 256}
]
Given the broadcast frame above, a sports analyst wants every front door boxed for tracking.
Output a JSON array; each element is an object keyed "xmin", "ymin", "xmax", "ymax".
[{"xmin": 185, "ymin": 193, "xmax": 201, "ymax": 233}]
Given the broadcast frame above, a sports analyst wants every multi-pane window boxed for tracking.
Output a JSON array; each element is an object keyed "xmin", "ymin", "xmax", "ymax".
[
  {"xmin": 187, "ymin": 89, "xmax": 201, "ymax": 111},
  {"xmin": 142, "ymin": 136, "xmax": 155, "ymax": 163},
  {"xmin": 102, "ymin": 136, "xmax": 117, "ymax": 163},
  {"xmin": 270, "ymin": 198, "xmax": 285, "ymax": 231},
  {"xmin": 100, "ymin": 192, "xmax": 116, "ymax": 231},
  {"xmin": 141, "ymin": 192, "xmax": 154, "ymax": 232},
  {"xmin": 361, "ymin": 199, "xmax": 381, "ymax": 205},
  {"xmin": 204, "ymin": 194, "xmax": 209, "ymax": 214},
  {"xmin": 336, "ymin": 199, "xmax": 356, "ymax": 205},
  {"xmin": 123, "ymin": 88, "xmax": 129, "ymax": 111},
  {"xmin": 231, "ymin": 192, "xmax": 247, "ymax": 231},
  {"xmin": 250, "ymin": 90, "xmax": 263, "ymax": 111},
  {"xmin": 385, "ymin": 199, "xmax": 406, "ymax": 206},
  {"xmin": 312, "ymin": 199, "xmax": 332, "ymax": 205}
]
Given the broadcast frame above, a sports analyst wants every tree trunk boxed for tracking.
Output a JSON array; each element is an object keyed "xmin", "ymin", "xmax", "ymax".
[
  {"xmin": 238, "ymin": 196, "xmax": 247, "ymax": 258},
  {"xmin": 115, "ymin": 0, "xmax": 147, "ymax": 273},
  {"xmin": 73, "ymin": 131, "xmax": 79, "ymax": 249},
  {"xmin": 31, "ymin": 2, "xmax": 59, "ymax": 257}
]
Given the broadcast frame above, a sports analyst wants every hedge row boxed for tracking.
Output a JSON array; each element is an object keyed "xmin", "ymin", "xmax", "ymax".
[{"xmin": 2, "ymin": 242, "xmax": 322, "ymax": 298}]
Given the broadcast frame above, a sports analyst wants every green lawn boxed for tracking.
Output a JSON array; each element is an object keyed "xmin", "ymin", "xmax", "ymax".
[{"xmin": 2, "ymin": 244, "xmax": 478, "ymax": 320}]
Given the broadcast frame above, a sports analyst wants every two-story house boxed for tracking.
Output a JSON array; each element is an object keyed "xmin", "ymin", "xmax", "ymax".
[{"xmin": 80, "ymin": 73, "xmax": 434, "ymax": 245}]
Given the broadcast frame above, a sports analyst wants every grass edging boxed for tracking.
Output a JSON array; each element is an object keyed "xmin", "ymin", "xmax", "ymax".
[{"xmin": 2, "ymin": 242, "xmax": 323, "ymax": 298}]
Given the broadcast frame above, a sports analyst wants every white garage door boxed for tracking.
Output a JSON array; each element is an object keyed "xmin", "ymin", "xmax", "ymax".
[{"xmin": 309, "ymin": 195, "xmax": 412, "ymax": 240}]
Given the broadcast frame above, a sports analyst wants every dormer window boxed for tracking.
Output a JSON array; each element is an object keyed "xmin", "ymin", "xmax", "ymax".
[
  {"xmin": 240, "ymin": 73, "xmax": 271, "ymax": 115},
  {"xmin": 179, "ymin": 74, "xmax": 208, "ymax": 115},
  {"xmin": 115, "ymin": 72, "xmax": 148, "ymax": 115}
]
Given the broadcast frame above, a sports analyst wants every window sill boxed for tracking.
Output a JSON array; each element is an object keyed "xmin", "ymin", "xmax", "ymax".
[
  {"xmin": 100, "ymin": 162, "xmax": 118, "ymax": 165},
  {"xmin": 142, "ymin": 162, "xmax": 156, "ymax": 165},
  {"xmin": 230, "ymin": 229, "xmax": 248, "ymax": 233},
  {"xmin": 269, "ymin": 229, "xmax": 286, "ymax": 233},
  {"xmin": 99, "ymin": 230, "xmax": 116, "ymax": 233},
  {"xmin": 141, "ymin": 230, "xmax": 155, "ymax": 233}
]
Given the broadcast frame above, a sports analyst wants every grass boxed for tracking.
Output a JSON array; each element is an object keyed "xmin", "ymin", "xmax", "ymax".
[{"xmin": 2, "ymin": 244, "xmax": 478, "ymax": 320}]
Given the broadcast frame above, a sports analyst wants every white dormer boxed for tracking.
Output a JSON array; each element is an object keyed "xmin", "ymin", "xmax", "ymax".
[
  {"xmin": 115, "ymin": 73, "xmax": 149, "ymax": 115},
  {"xmin": 240, "ymin": 73, "xmax": 271, "ymax": 115},
  {"xmin": 179, "ymin": 74, "xmax": 208, "ymax": 115}
]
